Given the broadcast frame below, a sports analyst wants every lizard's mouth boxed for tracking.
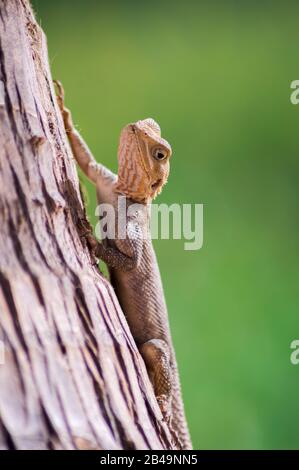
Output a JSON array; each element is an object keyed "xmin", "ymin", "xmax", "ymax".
[{"xmin": 151, "ymin": 179, "xmax": 162, "ymax": 191}]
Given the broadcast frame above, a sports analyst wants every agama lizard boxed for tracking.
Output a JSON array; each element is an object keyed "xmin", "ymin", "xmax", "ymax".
[{"xmin": 54, "ymin": 81, "xmax": 192, "ymax": 450}]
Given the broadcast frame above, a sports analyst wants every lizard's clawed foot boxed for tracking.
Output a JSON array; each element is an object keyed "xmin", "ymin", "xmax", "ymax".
[
  {"xmin": 157, "ymin": 394, "xmax": 171, "ymax": 424},
  {"xmin": 84, "ymin": 231, "xmax": 101, "ymax": 253},
  {"xmin": 53, "ymin": 80, "xmax": 65, "ymax": 110},
  {"xmin": 53, "ymin": 79, "xmax": 73, "ymax": 132}
]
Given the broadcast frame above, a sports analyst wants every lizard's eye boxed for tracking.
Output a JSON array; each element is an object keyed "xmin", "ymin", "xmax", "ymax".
[{"xmin": 152, "ymin": 147, "xmax": 168, "ymax": 161}]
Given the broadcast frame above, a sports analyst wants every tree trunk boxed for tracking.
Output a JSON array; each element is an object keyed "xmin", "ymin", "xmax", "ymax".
[{"xmin": 0, "ymin": 0, "xmax": 173, "ymax": 450}]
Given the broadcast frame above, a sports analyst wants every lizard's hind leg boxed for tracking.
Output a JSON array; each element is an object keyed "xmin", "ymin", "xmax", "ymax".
[{"xmin": 139, "ymin": 339, "xmax": 172, "ymax": 422}]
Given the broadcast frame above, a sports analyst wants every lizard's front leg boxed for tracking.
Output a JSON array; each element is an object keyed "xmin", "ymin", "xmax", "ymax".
[
  {"xmin": 93, "ymin": 241, "xmax": 139, "ymax": 272},
  {"xmin": 139, "ymin": 339, "xmax": 172, "ymax": 423},
  {"xmin": 54, "ymin": 80, "xmax": 116, "ymax": 185}
]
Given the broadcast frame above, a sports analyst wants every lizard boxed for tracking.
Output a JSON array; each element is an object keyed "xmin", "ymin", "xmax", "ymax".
[{"xmin": 54, "ymin": 80, "xmax": 192, "ymax": 450}]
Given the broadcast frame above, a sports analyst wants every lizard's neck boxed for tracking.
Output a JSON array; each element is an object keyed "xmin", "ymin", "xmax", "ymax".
[{"xmin": 115, "ymin": 177, "xmax": 152, "ymax": 205}]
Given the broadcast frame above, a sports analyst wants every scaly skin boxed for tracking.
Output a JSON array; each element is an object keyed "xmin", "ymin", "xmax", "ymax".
[{"xmin": 54, "ymin": 81, "xmax": 192, "ymax": 450}]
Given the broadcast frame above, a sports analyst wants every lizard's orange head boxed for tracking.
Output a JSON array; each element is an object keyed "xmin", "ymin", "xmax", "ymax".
[{"xmin": 116, "ymin": 118, "xmax": 172, "ymax": 203}]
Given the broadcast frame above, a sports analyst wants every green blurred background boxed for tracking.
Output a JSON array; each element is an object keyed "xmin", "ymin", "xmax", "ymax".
[{"xmin": 31, "ymin": 0, "xmax": 299, "ymax": 449}]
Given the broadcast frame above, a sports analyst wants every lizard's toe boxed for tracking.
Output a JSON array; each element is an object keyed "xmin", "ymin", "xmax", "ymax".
[
  {"xmin": 157, "ymin": 394, "xmax": 171, "ymax": 424},
  {"xmin": 53, "ymin": 79, "xmax": 65, "ymax": 109}
]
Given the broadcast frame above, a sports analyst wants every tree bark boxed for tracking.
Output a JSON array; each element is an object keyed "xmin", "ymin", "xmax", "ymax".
[{"xmin": 0, "ymin": 0, "xmax": 172, "ymax": 450}]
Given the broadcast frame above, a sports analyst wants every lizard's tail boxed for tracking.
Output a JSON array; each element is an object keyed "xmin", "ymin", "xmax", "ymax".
[{"xmin": 170, "ymin": 359, "xmax": 193, "ymax": 450}]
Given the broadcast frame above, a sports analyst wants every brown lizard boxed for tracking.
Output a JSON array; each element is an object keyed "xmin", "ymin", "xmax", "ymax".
[{"xmin": 54, "ymin": 81, "xmax": 192, "ymax": 450}]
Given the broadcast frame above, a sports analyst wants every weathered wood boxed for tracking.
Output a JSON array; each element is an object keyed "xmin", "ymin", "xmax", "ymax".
[{"xmin": 0, "ymin": 0, "xmax": 172, "ymax": 450}]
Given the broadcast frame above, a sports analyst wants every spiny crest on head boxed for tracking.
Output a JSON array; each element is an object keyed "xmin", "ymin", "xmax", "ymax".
[{"xmin": 138, "ymin": 118, "xmax": 161, "ymax": 137}]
